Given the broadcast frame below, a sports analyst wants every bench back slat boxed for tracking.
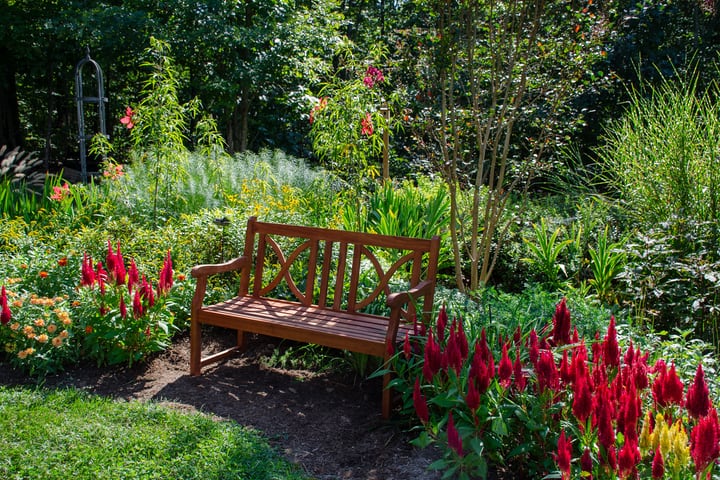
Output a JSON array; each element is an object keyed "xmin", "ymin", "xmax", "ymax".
[{"xmin": 242, "ymin": 216, "xmax": 439, "ymax": 318}]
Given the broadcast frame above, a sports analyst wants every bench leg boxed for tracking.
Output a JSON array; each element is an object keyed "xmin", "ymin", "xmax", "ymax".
[
  {"xmin": 190, "ymin": 318, "xmax": 202, "ymax": 376},
  {"xmin": 237, "ymin": 329, "xmax": 247, "ymax": 351}
]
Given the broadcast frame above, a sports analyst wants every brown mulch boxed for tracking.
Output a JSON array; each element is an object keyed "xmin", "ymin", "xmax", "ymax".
[{"xmin": 0, "ymin": 328, "xmax": 444, "ymax": 480}]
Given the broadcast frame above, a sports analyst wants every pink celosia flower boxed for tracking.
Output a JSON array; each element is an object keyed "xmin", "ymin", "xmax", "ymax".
[
  {"xmin": 552, "ymin": 298, "xmax": 572, "ymax": 346},
  {"xmin": 687, "ymin": 364, "xmax": 712, "ymax": 419},
  {"xmin": 81, "ymin": 253, "xmax": 95, "ymax": 287},
  {"xmin": 447, "ymin": 411, "xmax": 463, "ymax": 457},
  {"xmin": 691, "ymin": 407, "xmax": 720, "ymax": 474},
  {"xmin": 580, "ymin": 447, "xmax": 593, "ymax": 476},
  {"xmin": 360, "ymin": 113, "xmax": 374, "ymax": 136},
  {"xmin": 1, "ymin": 285, "xmax": 11, "ymax": 325},
  {"xmin": 555, "ymin": 430, "xmax": 572, "ymax": 480},
  {"xmin": 120, "ymin": 106, "xmax": 135, "ymax": 129},
  {"xmin": 157, "ymin": 250, "xmax": 173, "ymax": 295}
]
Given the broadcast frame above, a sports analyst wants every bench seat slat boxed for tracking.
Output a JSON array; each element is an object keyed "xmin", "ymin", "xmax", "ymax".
[{"xmin": 199, "ymin": 297, "xmax": 411, "ymax": 357}]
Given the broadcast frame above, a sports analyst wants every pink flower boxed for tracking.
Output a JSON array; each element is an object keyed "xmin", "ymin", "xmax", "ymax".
[
  {"xmin": 603, "ymin": 316, "xmax": 620, "ymax": 369},
  {"xmin": 80, "ymin": 253, "xmax": 95, "ymax": 287},
  {"xmin": 465, "ymin": 378, "xmax": 480, "ymax": 411},
  {"xmin": 133, "ymin": 290, "xmax": 144, "ymax": 319},
  {"xmin": 360, "ymin": 113, "xmax": 374, "ymax": 136},
  {"xmin": 1, "ymin": 285, "xmax": 11, "ymax": 325},
  {"xmin": 120, "ymin": 106, "xmax": 135, "ymax": 129},
  {"xmin": 157, "ymin": 250, "xmax": 173, "ymax": 295},
  {"xmin": 447, "ymin": 411, "xmax": 463, "ymax": 457},
  {"xmin": 651, "ymin": 447, "xmax": 664, "ymax": 479},
  {"xmin": 50, "ymin": 183, "xmax": 70, "ymax": 201},
  {"xmin": 498, "ymin": 342, "xmax": 513, "ymax": 388},
  {"xmin": 363, "ymin": 66, "xmax": 385, "ymax": 88}
]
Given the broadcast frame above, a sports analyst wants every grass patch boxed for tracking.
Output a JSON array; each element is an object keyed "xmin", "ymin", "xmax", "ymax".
[{"xmin": 0, "ymin": 387, "xmax": 308, "ymax": 480}]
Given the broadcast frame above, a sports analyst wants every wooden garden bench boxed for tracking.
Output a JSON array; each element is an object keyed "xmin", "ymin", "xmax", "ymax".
[{"xmin": 190, "ymin": 216, "xmax": 440, "ymax": 418}]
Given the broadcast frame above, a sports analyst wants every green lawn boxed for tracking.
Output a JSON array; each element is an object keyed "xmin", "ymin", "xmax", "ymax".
[{"xmin": 0, "ymin": 387, "xmax": 308, "ymax": 480}]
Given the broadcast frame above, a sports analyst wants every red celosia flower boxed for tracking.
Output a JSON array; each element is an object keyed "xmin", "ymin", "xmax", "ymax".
[
  {"xmin": 114, "ymin": 242, "xmax": 126, "ymax": 286},
  {"xmin": 595, "ymin": 385, "xmax": 616, "ymax": 453},
  {"xmin": 560, "ymin": 349, "xmax": 574, "ymax": 385},
  {"xmin": 360, "ymin": 113, "xmax": 374, "ymax": 136},
  {"xmin": 652, "ymin": 359, "xmax": 668, "ymax": 407},
  {"xmin": 105, "ymin": 240, "xmax": 116, "ymax": 277},
  {"xmin": 96, "ymin": 262, "xmax": 107, "ymax": 295},
  {"xmin": 119, "ymin": 295, "xmax": 127, "ymax": 320},
  {"xmin": 555, "ymin": 430, "xmax": 572, "ymax": 480},
  {"xmin": 127, "ymin": 259, "xmax": 139, "ymax": 292},
  {"xmin": 81, "ymin": 253, "xmax": 95, "ymax": 287},
  {"xmin": 573, "ymin": 373, "xmax": 593, "ymax": 426},
  {"xmin": 687, "ymin": 364, "xmax": 712, "ymax": 419},
  {"xmin": 436, "ymin": 306, "xmax": 447, "ymax": 341},
  {"xmin": 139, "ymin": 275, "xmax": 155, "ymax": 308},
  {"xmin": 691, "ymin": 407, "xmax": 720, "ymax": 474},
  {"xmin": 465, "ymin": 378, "xmax": 480, "ymax": 411},
  {"xmin": 455, "ymin": 319, "xmax": 468, "ymax": 360},
  {"xmin": 423, "ymin": 331, "xmax": 442, "ymax": 382},
  {"xmin": 1, "ymin": 285, "xmax": 11, "ymax": 325},
  {"xmin": 573, "ymin": 341, "xmax": 590, "ymax": 388},
  {"xmin": 120, "ymin": 106, "xmax": 135, "ymax": 129},
  {"xmin": 536, "ymin": 349, "xmax": 560, "ymax": 393},
  {"xmin": 621, "ymin": 381, "xmax": 640, "ymax": 442},
  {"xmin": 498, "ymin": 342, "xmax": 513, "ymax": 388},
  {"xmin": 513, "ymin": 348, "xmax": 527, "ymax": 392},
  {"xmin": 471, "ymin": 347, "xmax": 493, "ymax": 394},
  {"xmin": 603, "ymin": 316, "xmax": 620, "ymax": 369},
  {"xmin": 552, "ymin": 298, "xmax": 572, "ymax": 346},
  {"xmin": 618, "ymin": 437, "xmax": 640, "ymax": 479},
  {"xmin": 447, "ymin": 411, "xmax": 464, "ymax": 457},
  {"xmin": 662, "ymin": 362, "xmax": 684, "ymax": 407},
  {"xmin": 580, "ymin": 447, "xmax": 593, "ymax": 476},
  {"xmin": 413, "ymin": 378, "xmax": 429, "ymax": 423},
  {"xmin": 403, "ymin": 331, "xmax": 411, "ymax": 360},
  {"xmin": 158, "ymin": 250, "xmax": 173, "ymax": 295},
  {"xmin": 651, "ymin": 447, "xmax": 664, "ymax": 479},
  {"xmin": 144, "ymin": 326, "xmax": 151, "ymax": 337},
  {"xmin": 133, "ymin": 290, "xmax": 144, "ymax": 319}
]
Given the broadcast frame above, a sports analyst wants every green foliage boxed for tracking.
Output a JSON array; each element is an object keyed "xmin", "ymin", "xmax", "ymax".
[
  {"xmin": 0, "ymin": 387, "xmax": 308, "ymax": 480},
  {"xmin": 587, "ymin": 227, "xmax": 626, "ymax": 304},
  {"xmin": 522, "ymin": 218, "xmax": 573, "ymax": 289},
  {"xmin": 599, "ymin": 70, "xmax": 720, "ymax": 225}
]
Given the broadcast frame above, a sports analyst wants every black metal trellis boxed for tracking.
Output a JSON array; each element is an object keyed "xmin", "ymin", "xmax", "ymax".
[{"xmin": 74, "ymin": 47, "xmax": 107, "ymax": 183}]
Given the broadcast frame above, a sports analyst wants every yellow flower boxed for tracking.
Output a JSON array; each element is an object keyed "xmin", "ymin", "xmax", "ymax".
[
  {"xmin": 51, "ymin": 337, "xmax": 63, "ymax": 347},
  {"xmin": 659, "ymin": 420, "xmax": 672, "ymax": 458},
  {"xmin": 17, "ymin": 350, "xmax": 28, "ymax": 359},
  {"xmin": 34, "ymin": 318, "xmax": 45, "ymax": 328},
  {"xmin": 670, "ymin": 420, "xmax": 690, "ymax": 473},
  {"xmin": 651, "ymin": 413, "xmax": 666, "ymax": 451},
  {"xmin": 639, "ymin": 411, "xmax": 653, "ymax": 455},
  {"xmin": 36, "ymin": 334, "xmax": 48, "ymax": 343},
  {"xmin": 47, "ymin": 324, "xmax": 57, "ymax": 334}
]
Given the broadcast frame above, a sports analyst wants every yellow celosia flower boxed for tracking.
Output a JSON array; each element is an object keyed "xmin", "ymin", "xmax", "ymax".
[
  {"xmin": 651, "ymin": 413, "xmax": 666, "ymax": 451},
  {"xmin": 659, "ymin": 421, "xmax": 672, "ymax": 458},
  {"xmin": 670, "ymin": 421, "xmax": 690, "ymax": 474},
  {"xmin": 639, "ymin": 411, "xmax": 653, "ymax": 454}
]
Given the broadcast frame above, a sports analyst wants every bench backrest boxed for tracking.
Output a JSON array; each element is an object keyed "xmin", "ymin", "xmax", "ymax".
[{"xmin": 238, "ymin": 217, "xmax": 440, "ymax": 321}]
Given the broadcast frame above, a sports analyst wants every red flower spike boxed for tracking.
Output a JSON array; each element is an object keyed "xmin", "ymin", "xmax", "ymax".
[
  {"xmin": 96, "ymin": 262, "xmax": 107, "ymax": 295},
  {"xmin": 132, "ymin": 290, "xmax": 143, "ymax": 319},
  {"xmin": 456, "ymin": 319, "xmax": 469, "ymax": 360},
  {"xmin": 603, "ymin": 316, "xmax": 620, "ymax": 369},
  {"xmin": 105, "ymin": 241, "xmax": 116, "ymax": 279},
  {"xmin": 551, "ymin": 298, "xmax": 572, "ymax": 346},
  {"xmin": 413, "ymin": 378, "xmax": 429, "ymax": 423},
  {"xmin": 690, "ymin": 407, "xmax": 720, "ymax": 474},
  {"xmin": 573, "ymin": 374, "xmax": 593, "ymax": 426},
  {"xmin": 498, "ymin": 342, "xmax": 513, "ymax": 388},
  {"xmin": 114, "ymin": 242, "xmax": 126, "ymax": 286},
  {"xmin": 618, "ymin": 436, "xmax": 640, "ymax": 479},
  {"xmin": 158, "ymin": 250, "xmax": 173, "ymax": 295},
  {"xmin": 595, "ymin": 385, "xmax": 616, "ymax": 452},
  {"xmin": 119, "ymin": 295, "xmax": 127, "ymax": 319},
  {"xmin": 687, "ymin": 364, "xmax": 712, "ymax": 419},
  {"xmin": 592, "ymin": 331, "xmax": 602, "ymax": 364},
  {"xmin": 652, "ymin": 360, "xmax": 668, "ymax": 407},
  {"xmin": 403, "ymin": 331, "xmax": 411, "ymax": 360},
  {"xmin": 651, "ymin": 447, "xmax": 664, "ymax": 479},
  {"xmin": 555, "ymin": 430, "xmax": 572, "ymax": 480},
  {"xmin": 580, "ymin": 447, "xmax": 593, "ymax": 476},
  {"xmin": 447, "ymin": 412, "xmax": 464, "ymax": 457},
  {"xmin": 465, "ymin": 378, "xmax": 480, "ymax": 411},
  {"xmin": 536, "ymin": 349, "xmax": 560, "ymax": 393},
  {"xmin": 81, "ymin": 253, "xmax": 96, "ymax": 287},
  {"xmin": 0, "ymin": 285, "xmax": 11, "ymax": 325},
  {"xmin": 662, "ymin": 362, "xmax": 684, "ymax": 407},
  {"xmin": 513, "ymin": 326, "xmax": 522, "ymax": 346},
  {"xmin": 139, "ymin": 275, "xmax": 155, "ymax": 308},
  {"xmin": 513, "ymin": 348, "xmax": 527, "ymax": 392},
  {"xmin": 560, "ymin": 349, "xmax": 574, "ymax": 385},
  {"xmin": 436, "ymin": 306, "xmax": 447, "ymax": 342},
  {"xmin": 423, "ymin": 331, "xmax": 441, "ymax": 382},
  {"xmin": 127, "ymin": 259, "xmax": 139, "ymax": 292},
  {"xmin": 621, "ymin": 381, "xmax": 640, "ymax": 442},
  {"xmin": 470, "ymin": 348, "xmax": 492, "ymax": 394}
]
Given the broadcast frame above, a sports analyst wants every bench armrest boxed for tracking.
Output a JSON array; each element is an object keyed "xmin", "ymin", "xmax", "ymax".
[
  {"xmin": 386, "ymin": 279, "xmax": 434, "ymax": 309},
  {"xmin": 191, "ymin": 256, "xmax": 250, "ymax": 279}
]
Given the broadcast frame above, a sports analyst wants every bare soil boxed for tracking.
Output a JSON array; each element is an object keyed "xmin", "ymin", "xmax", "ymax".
[{"xmin": 0, "ymin": 328, "xmax": 443, "ymax": 480}]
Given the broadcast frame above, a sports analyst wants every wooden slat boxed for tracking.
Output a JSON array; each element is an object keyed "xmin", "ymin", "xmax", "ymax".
[
  {"xmin": 318, "ymin": 240, "xmax": 334, "ymax": 307},
  {"xmin": 333, "ymin": 243, "xmax": 348, "ymax": 310}
]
